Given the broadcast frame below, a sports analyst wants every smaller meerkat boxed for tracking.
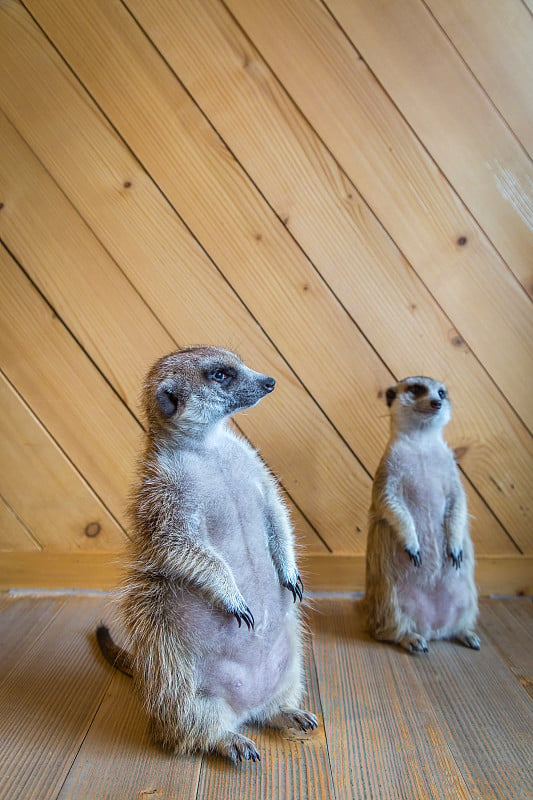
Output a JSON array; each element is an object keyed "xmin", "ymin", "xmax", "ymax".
[
  {"xmin": 364, "ymin": 376, "xmax": 480, "ymax": 654},
  {"xmin": 97, "ymin": 346, "xmax": 317, "ymax": 762}
]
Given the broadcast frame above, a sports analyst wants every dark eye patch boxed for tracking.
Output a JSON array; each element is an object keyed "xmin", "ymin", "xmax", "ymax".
[
  {"xmin": 438, "ymin": 388, "xmax": 447, "ymax": 399},
  {"xmin": 408, "ymin": 383, "xmax": 427, "ymax": 398}
]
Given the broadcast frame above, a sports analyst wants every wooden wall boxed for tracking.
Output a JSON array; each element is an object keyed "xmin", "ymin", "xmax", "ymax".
[{"xmin": 0, "ymin": 0, "xmax": 532, "ymax": 593}]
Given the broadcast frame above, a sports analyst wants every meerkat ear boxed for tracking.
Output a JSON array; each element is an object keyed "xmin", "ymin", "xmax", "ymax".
[
  {"xmin": 156, "ymin": 378, "xmax": 185, "ymax": 418},
  {"xmin": 385, "ymin": 387, "xmax": 396, "ymax": 407}
]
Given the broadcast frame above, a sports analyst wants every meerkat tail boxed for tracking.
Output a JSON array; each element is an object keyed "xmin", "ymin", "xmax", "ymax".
[{"xmin": 96, "ymin": 624, "xmax": 133, "ymax": 677}]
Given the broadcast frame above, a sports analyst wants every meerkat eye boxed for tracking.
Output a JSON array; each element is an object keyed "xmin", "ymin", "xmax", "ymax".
[
  {"xmin": 207, "ymin": 367, "xmax": 236, "ymax": 386},
  {"xmin": 438, "ymin": 388, "xmax": 446, "ymax": 399}
]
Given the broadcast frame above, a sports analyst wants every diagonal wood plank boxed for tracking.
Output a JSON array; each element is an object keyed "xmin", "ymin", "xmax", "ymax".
[
  {"xmin": 226, "ymin": 0, "xmax": 533, "ymax": 427},
  {"xmin": 14, "ymin": 0, "xmax": 530, "ymax": 551},
  {"xmin": 0, "ymin": 245, "xmax": 141, "ymax": 531},
  {"xmin": 0, "ymin": 374, "xmax": 126, "ymax": 551},
  {"xmin": 123, "ymin": 0, "xmax": 516, "ymax": 557},
  {"xmin": 425, "ymin": 0, "xmax": 533, "ymax": 157},
  {"xmin": 311, "ymin": 598, "xmax": 473, "ymax": 799},
  {"xmin": 0, "ymin": 43, "xmax": 367, "ymax": 555},
  {"xmin": 325, "ymin": 0, "xmax": 533, "ymax": 294},
  {"xmin": 196, "ymin": 630, "xmax": 335, "ymax": 799},
  {"xmin": 0, "ymin": 495, "xmax": 38, "ymax": 552},
  {"xmin": 0, "ymin": 112, "xmax": 320, "ymax": 554},
  {"xmin": 0, "ymin": 595, "xmax": 112, "ymax": 800},
  {"xmin": 0, "ymin": 593, "xmax": 66, "ymax": 683}
]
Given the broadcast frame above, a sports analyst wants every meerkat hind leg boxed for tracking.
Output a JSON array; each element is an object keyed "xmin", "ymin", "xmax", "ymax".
[
  {"xmin": 398, "ymin": 632, "xmax": 429, "ymax": 654},
  {"xmin": 211, "ymin": 731, "xmax": 261, "ymax": 763},
  {"xmin": 454, "ymin": 630, "xmax": 481, "ymax": 650},
  {"xmin": 267, "ymin": 707, "xmax": 318, "ymax": 732}
]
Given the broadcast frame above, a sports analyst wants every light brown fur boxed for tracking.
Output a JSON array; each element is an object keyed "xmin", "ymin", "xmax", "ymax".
[
  {"xmin": 364, "ymin": 376, "xmax": 480, "ymax": 654},
  {"xmin": 97, "ymin": 346, "xmax": 316, "ymax": 762}
]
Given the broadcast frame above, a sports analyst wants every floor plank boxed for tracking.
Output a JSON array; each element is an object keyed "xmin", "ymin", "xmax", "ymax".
[
  {"xmin": 311, "ymin": 598, "xmax": 473, "ymax": 799},
  {"xmin": 0, "ymin": 593, "xmax": 66, "ymax": 684},
  {"xmin": 0, "ymin": 595, "xmax": 112, "ymax": 800},
  {"xmin": 410, "ymin": 610, "xmax": 533, "ymax": 799},
  {"xmin": 1, "ymin": 594, "xmax": 531, "ymax": 799},
  {"xmin": 478, "ymin": 596, "xmax": 533, "ymax": 697},
  {"xmin": 56, "ymin": 670, "xmax": 202, "ymax": 800}
]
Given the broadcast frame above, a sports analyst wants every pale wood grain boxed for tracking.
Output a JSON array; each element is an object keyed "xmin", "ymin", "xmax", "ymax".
[
  {"xmin": 0, "ymin": 109, "xmax": 322, "ymax": 554},
  {"xmin": 124, "ymin": 0, "xmax": 518, "ymax": 557},
  {"xmin": 2, "ymin": 552, "xmax": 531, "ymax": 595},
  {"xmin": 0, "ymin": 114, "xmax": 173, "ymax": 417},
  {"xmin": 0, "ymin": 594, "xmax": 66, "ymax": 683},
  {"xmin": 326, "ymin": 0, "xmax": 533, "ymax": 293},
  {"xmin": 0, "ymin": 595, "xmax": 112, "ymax": 800},
  {"xmin": 419, "ymin": 617, "xmax": 533, "ymax": 798},
  {"xmin": 478, "ymin": 597, "xmax": 533, "ymax": 697},
  {"xmin": 311, "ymin": 598, "xmax": 473, "ymax": 798},
  {"xmin": 227, "ymin": 0, "xmax": 533, "ymax": 425},
  {"xmin": 0, "ymin": 246, "xmax": 142, "ymax": 531},
  {"xmin": 1, "ymin": 594, "xmax": 531, "ymax": 798},
  {"xmin": 0, "ymin": 495, "xmax": 39, "ymax": 551},
  {"xmin": 56, "ymin": 670, "xmax": 203, "ymax": 799},
  {"xmin": 425, "ymin": 0, "xmax": 533, "ymax": 156},
  {"xmin": 0, "ymin": 374, "xmax": 126, "ymax": 551},
  {"xmin": 16, "ymin": 0, "xmax": 530, "ymax": 552},
  {"xmin": 0, "ymin": 15, "xmax": 368, "ymax": 554}
]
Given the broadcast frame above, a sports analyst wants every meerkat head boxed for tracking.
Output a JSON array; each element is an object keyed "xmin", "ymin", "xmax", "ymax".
[
  {"xmin": 142, "ymin": 346, "xmax": 276, "ymax": 436},
  {"xmin": 385, "ymin": 376, "xmax": 451, "ymax": 435}
]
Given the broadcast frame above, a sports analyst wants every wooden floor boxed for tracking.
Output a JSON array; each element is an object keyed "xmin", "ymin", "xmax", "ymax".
[{"xmin": 0, "ymin": 594, "xmax": 531, "ymax": 800}]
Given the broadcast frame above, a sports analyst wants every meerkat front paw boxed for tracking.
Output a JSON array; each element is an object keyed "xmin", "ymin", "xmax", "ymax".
[
  {"xmin": 405, "ymin": 546, "xmax": 422, "ymax": 567},
  {"xmin": 448, "ymin": 548, "xmax": 463, "ymax": 570},
  {"xmin": 281, "ymin": 572, "xmax": 304, "ymax": 602}
]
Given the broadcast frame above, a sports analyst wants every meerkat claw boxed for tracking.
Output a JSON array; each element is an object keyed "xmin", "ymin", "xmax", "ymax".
[
  {"xmin": 449, "ymin": 549, "xmax": 463, "ymax": 570},
  {"xmin": 233, "ymin": 606, "xmax": 255, "ymax": 630},
  {"xmin": 405, "ymin": 547, "xmax": 422, "ymax": 567},
  {"xmin": 283, "ymin": 577, "xmax": 303, "ymax": 603}
]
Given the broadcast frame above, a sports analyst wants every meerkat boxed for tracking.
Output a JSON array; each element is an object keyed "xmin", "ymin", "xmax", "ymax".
[
  {"xmin": 96, "ymin": 346, "xmax": 317, "ymax": 763},
  {"xmin": 364, "ymin": 376, "xmax": 480, "ymax": 654}
]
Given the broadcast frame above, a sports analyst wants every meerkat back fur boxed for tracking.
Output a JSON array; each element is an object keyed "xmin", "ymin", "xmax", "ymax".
[
  {"xmin": 364, "ymin": 376, "xmax": 480, "ymax": 654},
  {"xmin": 97, "ymin": 346, "xmax": 316, "ymax": 762}
]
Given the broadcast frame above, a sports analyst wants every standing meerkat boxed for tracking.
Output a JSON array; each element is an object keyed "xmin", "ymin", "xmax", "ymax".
[
  {"xmin": 364, "ymin": 376, "xmax": 480, "ymax": 654},
  {"xmin": 97, "ymin": 346, "xmax": 317, "ymax": 763}
]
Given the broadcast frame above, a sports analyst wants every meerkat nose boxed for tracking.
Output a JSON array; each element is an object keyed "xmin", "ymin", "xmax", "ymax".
[
  {"xmin": 263, "ymin": 376, "xmax": 276, "ymax": 392},
  {"xmin": 430, "ymin": 399, "xmax": 442, "ymax": 409}
]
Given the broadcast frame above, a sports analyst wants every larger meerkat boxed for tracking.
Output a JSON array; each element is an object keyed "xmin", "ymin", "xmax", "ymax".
[
  {"xmin": 364, "ymin": 376, "xmax": 480, "ymax": 654},
  {"xmin": 97, "ymin": 346, "xmax": 316, "ymax": 762}
]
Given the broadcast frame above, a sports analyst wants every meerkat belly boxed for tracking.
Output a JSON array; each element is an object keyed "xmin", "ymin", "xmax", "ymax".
[
  {"xmin": 198, "ymin": 603, "xmax": 294, "ymax": 715},
  {"xmin": 174, "ymin": 581, "xmax": 294, "ymax": 715},
  {"xmin": 396, "ymin": 458, "xmax": 469, "ymax": 636},
  {"xmin": 183, "ymin": 455, "xmax": 295, "ymax": 713},
  {"xmin": 396, "ymin": 570, "xmax": 472, "ymax": 638}
]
